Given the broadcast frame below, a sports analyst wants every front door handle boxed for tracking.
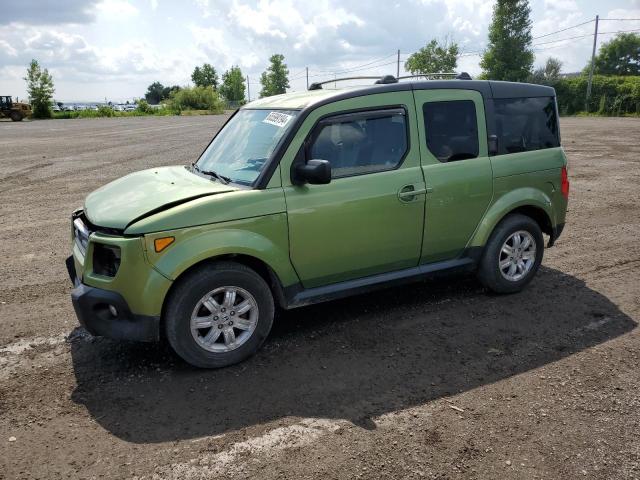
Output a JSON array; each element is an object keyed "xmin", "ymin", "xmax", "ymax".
[{"xmin": 398, "ymin": 184, "xmax": 429, "ymax": 201}]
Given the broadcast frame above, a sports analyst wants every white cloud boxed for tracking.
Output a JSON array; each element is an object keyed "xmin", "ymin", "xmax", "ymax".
[
  {"xmin": 194, "ymin": 0, "xmax": 212, "ymax": 18},
  {"xmin": 2, "ymin": 0, "xmax": 637, "ymax": 100},
  {"xmin": 95, "ymin": 0, "xmax": 139, "ymax": 18}
]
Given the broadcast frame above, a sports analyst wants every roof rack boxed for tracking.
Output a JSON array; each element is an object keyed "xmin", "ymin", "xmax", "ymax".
[
  {"xmin": 398, "ymin": 72, "xmax": 472, "ymax": 80},
  {"xmin": 307, "ymin": 72, "xmax": 472, "ymax": 90},
  {"xmin": 308, "ymin": 76, "xmax": 391, "ymax": 91}
]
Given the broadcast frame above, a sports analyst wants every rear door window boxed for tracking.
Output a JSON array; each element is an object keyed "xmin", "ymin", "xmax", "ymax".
[
  {"xmin": 494, "ymin": 97, "xmax": 559, "ymax": 154},
  {"xmin": 422, "ymin": 100, "xmax": 479, "ymax": 162}
]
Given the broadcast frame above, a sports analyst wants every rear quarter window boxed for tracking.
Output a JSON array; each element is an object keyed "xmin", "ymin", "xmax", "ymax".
[{"xmin": 494, "ymin": 97, "xmax": 559, "ymax": 155}]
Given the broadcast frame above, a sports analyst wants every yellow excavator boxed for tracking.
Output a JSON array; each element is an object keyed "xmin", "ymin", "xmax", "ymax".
[{"xmin": 0, "ymin": 96, "xmax": 32, "ymax": 121}]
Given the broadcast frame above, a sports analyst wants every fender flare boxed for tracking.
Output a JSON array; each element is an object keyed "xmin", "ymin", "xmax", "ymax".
[
  {"xmin": 469, "ymin": 187, "xmax": 555, "ymax": 248},
  {"xmin": 150, "ymin": 227, "xmax": 300, "ymax": 289}
]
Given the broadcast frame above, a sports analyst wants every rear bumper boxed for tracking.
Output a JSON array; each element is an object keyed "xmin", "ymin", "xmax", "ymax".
[{"xmin": 67, "ymin": 256, "xmax": 160, "ymax": 342}]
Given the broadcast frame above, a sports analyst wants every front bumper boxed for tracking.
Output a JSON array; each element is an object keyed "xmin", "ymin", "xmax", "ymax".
[{"xmin": 67, "ymin": 256, "xmax": 160, "ymax": 342}]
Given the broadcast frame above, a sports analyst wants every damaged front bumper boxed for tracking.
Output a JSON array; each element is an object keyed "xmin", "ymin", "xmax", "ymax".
[{"xmin": 67, "ymin": 256, "xmax": 161, "ymax": 342}]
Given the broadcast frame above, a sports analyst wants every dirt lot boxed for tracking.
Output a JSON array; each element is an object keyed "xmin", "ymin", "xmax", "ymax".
[{"xmin": 0, "ymin": 115, "xmax": 639, "ymax": 479}]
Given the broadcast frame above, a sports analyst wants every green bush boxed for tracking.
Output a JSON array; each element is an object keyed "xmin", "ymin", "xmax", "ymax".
[
  {"xmin": 136, "ymin": 100, "xmax": 153, "ymax": 114},
  {"xmin": 169, "ymin": 86, "xmax": 224, "ymax": 113},
  {"xmin": 97, "ymin": 105, "xmax": 115, "ymax": 117},
  {"xmin": 52, "ymin": 105, "xmax": 176, "ymax": 119},
  {"xmin": 548, "ymin": 75, "xmax": 640, "ymax": 116}
]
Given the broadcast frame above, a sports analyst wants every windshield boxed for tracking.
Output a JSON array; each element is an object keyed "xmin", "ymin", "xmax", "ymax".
[{"xmin": 195, "ymin": 109, "xmax": 299, "ymax": 185}]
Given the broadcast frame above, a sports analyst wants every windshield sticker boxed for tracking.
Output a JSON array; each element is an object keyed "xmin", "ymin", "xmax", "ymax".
[{"xmin": 263, "ymin": 111, "xmax": 293, "ymax": 128}]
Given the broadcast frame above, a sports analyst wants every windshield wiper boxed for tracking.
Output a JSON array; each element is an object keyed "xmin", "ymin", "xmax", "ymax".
[{"xmin": 191, "ymin": 163, "xmax": 231, "ymax": 185}]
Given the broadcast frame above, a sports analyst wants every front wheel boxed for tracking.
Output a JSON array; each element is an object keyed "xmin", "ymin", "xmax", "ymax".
[
  {"xmin": 165, "ymin": 262, "xmax": 275, "ymax": 368},
  {"xmin": 10, "ymin": 111, "xmax": 23, "ymax": 122},
  {"xmin": 477, "ymin": 214, "xmax": 544, "ymax": 294}
]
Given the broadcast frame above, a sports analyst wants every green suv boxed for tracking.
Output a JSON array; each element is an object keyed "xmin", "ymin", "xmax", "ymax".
[{"xmin": 67, "ymin": 74, "xmax": 569, "ymax": 368}]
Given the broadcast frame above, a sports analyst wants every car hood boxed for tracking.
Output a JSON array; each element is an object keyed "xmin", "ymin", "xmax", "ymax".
[{"xmin": 84, "ymin": 166, "xmax": 238, "ymax": 230}]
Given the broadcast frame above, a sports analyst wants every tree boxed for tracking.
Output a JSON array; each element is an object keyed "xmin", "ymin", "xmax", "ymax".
[
  {"xmin": 529, "ymin": 57, "xmax": 563, "ymax": 84},
  {"xmin": 590, "ymin": 33, "xmax": 640, "ymax": 76},
  {"xmin": 405, "ymin": 38, "xmax": 459, "ymax": 75},
  {"xmin": 163, "ymin": 85, "xmax": 181, "ymax": 98},
  {"xmin": 145, "ymin": 81, "xmax": 166, "ymax": 104},
  {"xmin": 24, "ymin": 59, "xmax": 55, "ymax": 118},
  {"xmin": 145, "ymin": 82, "xmax": 180, "ymax": 104},
  {"xmin": 259, "ymin": 54, "xmax": 289, "ymax": 97},
  {"xmin": 191, "ymin": 63, "xmax": 219, "ymax": 89},
  {"xmin": 219, "ymin": 66, "xmax": 246, "ymax": 104},
  {"xmin": 480, "ymin": 0, "xmax": 534, "ymax": 81}
]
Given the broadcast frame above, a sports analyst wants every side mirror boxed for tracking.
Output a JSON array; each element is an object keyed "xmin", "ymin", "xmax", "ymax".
[
  {"xmin": 293, "ymin": 159, "xmax": 331, "ymax": 185},
  {"xmin": 488, "ymin": 134, "xmax": 499, "ymax": 156}
]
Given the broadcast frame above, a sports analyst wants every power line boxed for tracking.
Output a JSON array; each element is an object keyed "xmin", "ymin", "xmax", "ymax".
[
  {"xmin": 289, "ymin": 70, "xmax": 307, "ymax": 80},
  {"xmin": 407, "ymin": 18, "xmax": 639, "ymax": 60},
  {"xmin": 531, "ymin": 27, "xmax": 640, "ymax": 47},
  {"xmin": 308, "ymin": 60, "xmax": 399, "ymax": 80},
  {"xmin": 532, "ymin": 33, "xmax": 594, "ymax": 46},
  {"xmin": 599, "ymin": 28, "xmax": 640, "ymax": 35},
  {"xmin": 311, "ymin": 52, "xmax": 396, "ymax": 75},
  {"xmin": 283, "ymin": 17, "xmax": 640, "ymax": 91},
  {"xmin": 532, "ymin": 19, "xmax": 595, "ymax": 40}
]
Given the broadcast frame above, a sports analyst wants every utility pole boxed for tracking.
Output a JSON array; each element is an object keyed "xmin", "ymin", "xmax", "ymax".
[
  {"xmin": 397, "ymin": 49, "xmax": 400, "ymax": 78},
  {"xmin": 586, "ymin": 15, "xmax": 599, "ymax": 111},
  {"xmin": 246, "ymin": 75, "xmax": 250, "ymax": 102},
  {"xmin": 306, "ymin": 67, "xmax": 309, "ymax": 90}
]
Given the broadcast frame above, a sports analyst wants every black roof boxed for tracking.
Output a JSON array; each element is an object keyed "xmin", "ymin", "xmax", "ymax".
[
  {"xmin": 410, "ymin": 79, "xmax": 555, "ymax": 98},
  {"xmin": 306, "ymin": 78, "xmax": 556, "ymax": 105}
]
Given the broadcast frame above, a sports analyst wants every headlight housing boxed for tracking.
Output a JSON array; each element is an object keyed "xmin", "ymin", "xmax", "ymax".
[{"xmin": 92, "ymin": 243, "xmax": 121, "ymax": 277}]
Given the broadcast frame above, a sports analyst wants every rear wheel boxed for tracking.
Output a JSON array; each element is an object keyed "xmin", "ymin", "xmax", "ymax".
[
  {"xmin": 10, "ymin": 111, "xmax": 23, "ymax": 122},
  {"xmin": 165, "ymin": 262, "xmax": 275, "ymax": 368},
  {"xmin": 477, "ymin": 214, "xmax": 544, "ymax": 294}
]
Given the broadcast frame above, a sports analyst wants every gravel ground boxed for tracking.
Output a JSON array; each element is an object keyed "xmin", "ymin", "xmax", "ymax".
[{"xmin": 0, "ymin": 115, "xmax": 638, "ymax": 479}]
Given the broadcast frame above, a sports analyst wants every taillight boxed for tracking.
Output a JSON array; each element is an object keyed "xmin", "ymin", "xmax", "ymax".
[{"xmin": 561, "ymin": 166, "xmax": 569, "ymax": 199}]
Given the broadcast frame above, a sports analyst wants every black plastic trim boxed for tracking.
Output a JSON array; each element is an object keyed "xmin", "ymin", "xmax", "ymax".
[
  {"xmin": 548, "ymin": 222, "xmax": 565, "ymax": 247},
  {"xmin": 67, "ymin": 256, "xmax": 160, "ymax": 342},
  {"xmin": 283, "ymin": 255, "xmax": 478, "ymax": 309}
]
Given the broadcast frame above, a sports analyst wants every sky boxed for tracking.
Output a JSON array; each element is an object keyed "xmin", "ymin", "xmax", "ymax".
[{"xmin": 1, "ymin": 0, "xmax": 639, "ymax": 102}]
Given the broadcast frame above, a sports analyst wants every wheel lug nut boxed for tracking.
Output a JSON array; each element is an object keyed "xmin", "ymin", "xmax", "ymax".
[
  {"xmin": 218, "ymin": 324, "xmax": 223, "ymax": 329},
  {"xmin": 230, "ymin": 311, "xmax": 235, "ymax": 316},
  {"xmin": 214, "ymin": 316, "xmax": 218, "ymax": 320},
  {"xmin": 228, "ymin": 321, "xmax": 233, "ymax": 326},
  {"xmin": 221, "ymin": 308, "xmax": 226, "ymax": 312}
]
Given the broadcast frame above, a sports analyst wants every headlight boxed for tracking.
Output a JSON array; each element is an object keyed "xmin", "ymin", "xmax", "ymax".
[
  {"xmin": 73, "ymin": 217, "xmax": 90, "ymax": 255},
  {"xmin": 93, "ymin": 243, "xmax": 121, "ymax": 277}
]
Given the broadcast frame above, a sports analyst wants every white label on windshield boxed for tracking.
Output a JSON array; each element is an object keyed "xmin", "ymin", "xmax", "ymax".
[{"xmin": 263, "ymin": 111, "xmax": 293, "ymax": 128}]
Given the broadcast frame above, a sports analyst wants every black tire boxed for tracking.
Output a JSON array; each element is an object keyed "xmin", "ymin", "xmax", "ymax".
[
  {"xmin": 10, "ymin": 111, "xmax": 23, "ymax": 122},
  {"xmin": 477, "ymin": 213, "xmax": 544, "ymax": 294},
  {"xmin": 165, "ymin": 261, "xmax": 275, "ymax": 368}
]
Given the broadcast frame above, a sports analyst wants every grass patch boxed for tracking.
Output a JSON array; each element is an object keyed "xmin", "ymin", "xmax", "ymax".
[{"xmin": 51, "ymin": 107, "xmax": 223, "ymax": 119}]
